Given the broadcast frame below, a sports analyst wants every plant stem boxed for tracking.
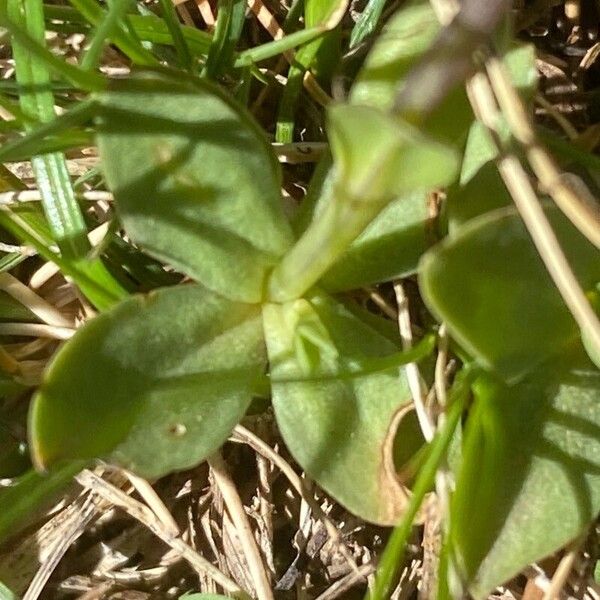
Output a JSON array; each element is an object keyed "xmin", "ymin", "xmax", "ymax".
[{"xmin": 268, "ymin": 187, "xmax": 382, "ymax": 302}]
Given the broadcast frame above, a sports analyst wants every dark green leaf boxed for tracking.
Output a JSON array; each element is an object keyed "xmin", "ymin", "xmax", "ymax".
[
  {"xmin": 420, "ymin": 205, "xmax": 600, "ymax": 381},
  {"xmin": 446, "ymin": 162, "xmax": 513, "ymax": 232},
  {"xmin": 0, "ymin": 425, "xmax": 29, "ymax": 478},
  {"xmin": 0, "ymin": 291, "xmax": 39, "ymax": 322},
  {"xmin": 96, "ymin": 73, "xmax": 293, "ymax": 303},
  {"xmin": 30, "ymin": 284, "xmax": 266, "ymax": 477},
  {"xmin": 450, "ymin": 348, "xmax": 600, "ymax": 598}
]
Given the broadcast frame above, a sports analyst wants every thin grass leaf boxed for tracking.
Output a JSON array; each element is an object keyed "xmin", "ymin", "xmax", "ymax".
[
  {"xmin": 349, "ymin": 0, "xmax": 387, "ymax": 48},
  {"xmin": 0, "ymin": 209, "xmax": 125, "ymax": 310},
  {"xmin": 0, "ymin": 253, "xmax": 28, "ymax": 273},
  {"xmin": 0, "ymin": 99, "xmax": 96, "ymax": 164},
  {"xmin": 6, "ymin": 0, "xmax": 127, "ymax": 309},
  {"xmin": 0, "ymin": 461, "xmax": 85, "ymax": 544},
  {"xmin": 68, "ymin": 0, "xmax": 159, "ymax": 66},
  {"xmin": 81, "ymin": 0, "xmax": 135, "ymax": 71},
  {"xmin": 367, "ymin": 367, "xmax": 475, "ymax": 600},
  {"xmin": 204, "ymin": 0, "xmax": 246, "ymax": 79},
  {"xmin": 156, "ymin": 0, "xmax": 193, "ymax": 71},
  {"xmin": 233, "ymin": 25, "xmax": 330, "ymax": 68},
  {"xmin": 0, "ymin": 130, "xmax": 93, "ymax": 161},
  {"xmin": 44, "ymin": 5, "xmax": 213, "ymax": 56},
  {"xmin": 0, "ymin": 6, "xmax": 105, "ymax": 91},
  {"xmin": 283, "ymin": 0, "xmax": 305, "ymax": 31},
  {"xmin": 275, "ymin": 0, "xmax": 344, "ymax": 143},
  {"xmin": 8, "ymin": 0, "xmax": 94, "ymax": 259}
]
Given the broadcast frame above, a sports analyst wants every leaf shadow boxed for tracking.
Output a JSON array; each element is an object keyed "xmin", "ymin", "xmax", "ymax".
[{"xmin": 96, "ymin": 105, "xmax": 282, "ymax": 286}]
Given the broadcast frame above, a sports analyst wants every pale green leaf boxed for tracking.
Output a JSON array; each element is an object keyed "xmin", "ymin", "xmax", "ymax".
[
  {"xmin": 96, "ymin": 72, "xmax": 293, "ymax": 303},
  {"xmin": 30, "ymin": 284, "xmax": 265, "ymax": 477},
  {"xmin": 328, "ymin": 104, "xmax": 459, "ymax": 205},
  {"xmin": 451, "ymin": 348, "xmax": 600, "ymax": 598},
  {"xmin": 263, "ymin": 293, "xmax": 425, "ymax": 525}
]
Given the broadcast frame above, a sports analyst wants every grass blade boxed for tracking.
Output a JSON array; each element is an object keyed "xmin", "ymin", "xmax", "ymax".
[
  {"xmin": 0, "ymin": 6, "xmax": 104, "ymax": 91},
  {"xmin": 68, "ymin": 0, "xmax": 159, "ymax": 66},
  {"xmin": 204, "ymin": 0, "xmax": 246, "ymax": 79},
  {"xmin": 44, "ymin": 5, "xmax": 213, "ymax": 57},
  {"xmin": 349, "ymin": 0, "xmax": 387, "ymax": 48},
  {"xmin": 9, "ymin": 0, "xmax": 92, "ymax": 259},
  {"xmin": 234, "ymin": 25, "xmax": 328, "ymax": 68},
  {"xmin": 275, "ymin": 0, "xmax": 344, "ymax": 142},
  {"xmin": 6, "ymin": 0, "xmax": 127, "ymax": 309},
  {"xmin": 156, "ymin": 0, "xmax": 193, "ymax": 71},
  {"xmin": 0, "ymin": 461, "xmax": 86, "ymax": 545},
  {"xmin": 80, "ymin": 0, "xmax": 135, "ymax": 70}
]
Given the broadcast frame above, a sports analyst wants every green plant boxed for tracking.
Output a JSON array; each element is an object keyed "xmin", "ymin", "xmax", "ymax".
[{"xmin": 0, "ymin": 0, "xmax": 598, "ymax": 598}]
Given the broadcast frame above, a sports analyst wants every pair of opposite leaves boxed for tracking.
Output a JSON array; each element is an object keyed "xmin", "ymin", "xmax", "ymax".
[{"xmin": 30, "ymin": 71, "xmax": 459, "ymax": 528}]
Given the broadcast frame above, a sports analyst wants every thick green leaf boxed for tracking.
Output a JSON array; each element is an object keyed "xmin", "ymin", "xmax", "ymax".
[
  {"xmin": 263, "ymin": 293, "xmax": 425, "ymax": 525},
  {"xmin": 350, "ymin": 1, "xmax": 473, "ymax": 149},
  {"xmin": 96, "ymin": 72, "xmax": 293, "ymax": 303},
  {"xmin": 420, "ymin": 205, "xmax": 600, "ymax": 381},
  {"xmin": 328, "ymin": 104, "xmax": 459, "ymax": 203},
  {"xmin": 30, "ymin": 284, "xmax": 266, "ymax": 477},
  {"xmin": 321, "ymin": 191, "xmax": 432, "ymax": 291},
  {"xmin": 267, "ymin": 105, "xmax": 458, "ymax": 302},
  {"xmin": 450, "ymin": 348, "xmax": 600, "ymax": 599}
]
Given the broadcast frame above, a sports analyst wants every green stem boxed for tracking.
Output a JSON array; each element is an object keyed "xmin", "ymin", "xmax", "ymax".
[
  {"xmin": 268, "ymin": 185, "xmax": 382, "ymax": 302},
  {"xmin": 366, "ymin": 367, "xmax": 476, "ymax": 600}
]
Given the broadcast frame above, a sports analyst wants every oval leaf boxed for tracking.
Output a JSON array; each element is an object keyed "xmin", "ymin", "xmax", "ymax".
[
  {"xmin": 263, "ymin": 293, "xmax": 423, "ymax": 525},
  {"xmin": 450, "ymin": 348, "xmax": 600, "ymax": 598},
  {"xmin": 30, "ymin": 285, "xmax": 265, "ymax": 477},
  {"xmin": 328, "ymin": 104, "xmax": 459, "ymax": 205},
  {"xmin": 96, "ymin": 73, "xmax": 293, "ymax": 303},
  {"xmin": 419, "ymin": 205, "xmax": 600, "ymax": 381}
]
